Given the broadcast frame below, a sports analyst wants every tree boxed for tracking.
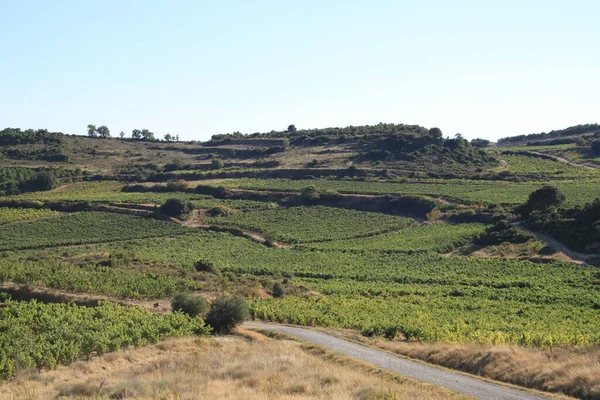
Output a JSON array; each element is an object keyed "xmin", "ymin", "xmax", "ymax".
[
  {"xmin": 164, "ymin": 133, "xmax": 173, "ymax": 142},
  {"xmin": 87, "ymin": 124, "xmax": 97, "ymax": 137},
  {"xmin": 272, "ymin": 282, "xmax": 285, "ymax": 298},
  {"xmin": 287, "ymin": 124, "xmax": 297, "ymax": 133},
  {"xmin": 96, "ymin": 125, "xmax": 110, "ymax": 138},
  {"xmin": 175, "ymin": 134, "xmax": 179, "ymax": 141},
  {"xmin": 517, "ymin": 185, "xmax": 566, "ymax": 218},
  {"xmin": 141, "ymin": 129, "xmax": 155, "ymax": 141},
  {"xmin": 470, "ymin": 138, "xmax": 491, "ymax": 148},
  {"xmin": 159, "ymin": 198, "xmax": 195, "ymax": 219},
  {"xmin": 171, "ymin": 293, "xmax": 208, "ymax": 317},
  {"xmin": 132, "ymin": 129, "xmax": 142, "ymax": 140},
  {"xmin": 205, "ymin": 296, "xmax": 249, "ymax": 334},
  {"xmin": 24, "ymin": 171, "xmax": 57, "ymax": 192},
  {"xmin": 591, "ymin": 139, "xmax": 600, "ymax": 155},
  {"xmin": 211, "ymin": 158, "xmax": 224, "ymax": 170},
  {"xmin": 119, "ymin": 131, "xmax": 125, "ymax": 139}
]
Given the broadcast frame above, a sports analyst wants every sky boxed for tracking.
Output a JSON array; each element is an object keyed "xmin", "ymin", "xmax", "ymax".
[{"xmin": 1, "ymin": 0, "xmax": 598, "ymax": 142}]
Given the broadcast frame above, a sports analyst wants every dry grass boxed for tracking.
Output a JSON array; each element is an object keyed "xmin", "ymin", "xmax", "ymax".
[
  {"xmin": 0, "ymin": 335, "xmax": 470, "ymax": 400},
  {"xmin": 326, "ymin": 328, "xmax": 599, "ymax": 399}
]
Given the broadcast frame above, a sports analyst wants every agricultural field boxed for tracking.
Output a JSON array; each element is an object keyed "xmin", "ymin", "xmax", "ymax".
[
  {"xmin": 0, "ymin": 212, "xmax": 187, "ymax": 251},
  {"xmin": 6, "ymin": 180, "xmax": 266, "ymax": 209},
  {"xmin": 302, "ymin": 222, "xmax": 486, "ymax": 252},
  {"xmin": 214, "ymin": 177, "xmax": 600, "ymax": 207},
  {"xmin": 0, "ymin": 207, "xmax": 59, "ymax": 224},
  {"xmin": 497, "ymin": 154, "xmax": 600, "ymax": 177},
  {"xmin": 0, "ymin": 300, "xmax": 210, "ymax": 379},
  {"xmin": 1, "ymin": 126, "xmax": 600, "ymax": 398},
  {"xmin": 210, "ymin": 205, "xmax": 415, "ymax": 243},
  {"xmin": 4, "ymin": 222, "xmax": 596, "ymax": 348}
]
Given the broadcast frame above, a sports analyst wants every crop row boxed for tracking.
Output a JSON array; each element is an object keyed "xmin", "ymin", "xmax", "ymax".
[
  {"xmin": 8, "ymin": 181, "xmax": 265, "ymax": 209},
  {"xmin": 0, "ymin": 207, "xmax": 60, "ymax": 224},
  {"xmin": 0, "ymin": 212, "xmax": 187, "ymax": 251},
  {"xmin": 0, "ymin": 300, "xmax": 210, "ymax": 379},
  {"xmin": 0, "ymin": 258, "xmax": 199, "ymax": 298},
  {"xmin": 210, "ymin": 205, "xmax": 415, "ymax": 243},
  {"xmin": 301, "ymin": 222, "xmax": 485, "ymax": 252},
  {"xmin": 215, "ymin": 178, "xmax": 600, "ymax": 207}
]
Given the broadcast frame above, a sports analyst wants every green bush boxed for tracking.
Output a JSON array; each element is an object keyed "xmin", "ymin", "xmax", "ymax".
[
  {"xmin": 171, "ymin": 293, "xmax": 208, "ymax": 317},
  {"xmin": 194, "ymin": 259, "xmax": 220, "ymax": 274},
  {"xmin": 159, "ymin": 198, "xmax": 195, "ymax": 219},
  {"xmin": 205, "ymin": 296, "xmax": 249, "ymax": 334},
  {"xmin": 211, "ymin": 159, "xmax": 224, "ymax": 170},
  {"xmin": 272, "ymin": 282, "xmax": 285, "ymax": 298},
  {"xmin": 207, "ymin": 205, "xmax": 239, "ymax": 217}
]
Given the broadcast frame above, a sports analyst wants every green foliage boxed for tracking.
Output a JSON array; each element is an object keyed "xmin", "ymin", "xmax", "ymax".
[
  {"xmin": 171, "ymin": 293, "xmax": 209, "ymax": 317},
  {"xmin": 0, "ymin": 212, "xmax": 186, "ymax": 251},
  {"xmin": 517, "ymin": 185, "xmax": 566, "ymax": 218},
  {"xmin": 359, "ymin": 129, "xmax": 496, "ymax": 166},
  {"xmin": 217, "ymin": 178, "xmax": 600, "ymax": 207},
  {"xmin": 211, "ymin": 158, "xmax": 224, "ymax": 170},
  {"xmin": 272, "ymin": 282, "xmax": 285, "ymax": 298},
  {"xmin": 525, "ymin": 198, "xmax": 600, "ymax": 252},
  {"xmin": 158, "ymin": 198, "xmax": 196, "ymax": 219},
  {"xmin": 470, "ymin": 138, "xmax": 491, "ymax": 148},
  {"xmin": 0, "ymin": 258, "xmax": 198, "ymax": 298},
  {"xmin": 0, "ymin": 207, "xmax": 59, "ymax": 224},
  {"xmin": 498, "ymin": 123, "xmax": 600, "ymax": 144},
  {"xmin": 206, "ymin": 205, "xmax": 239, "ymax": 217},
  {"xmin": 591, "ymin": 139, "xmax": 600, "ymax": 155},
  {"xmin": 0, "ymin": 127, "xmax": 63, "ymax": 146},
  {"xmin": 474, "ymin": 222, "xmax": 533, "ymax": 246},
  {"xmin": 0, "ymin": 300, "xmax": 210, "ymax": 380},
  {"xmin": 0, "ymin": 167, "xmax": 81, "ymax": 196},
  {"xmin": 211, "ymin": 206, "xmax": 414, "ymax": 243},
  {"xmin": 304, "ymin": 223, "xmax": 485, "ymax": 253},
  {"xmin": 206, "ymin": 296, "xmax": 250, "ymax": 334}
]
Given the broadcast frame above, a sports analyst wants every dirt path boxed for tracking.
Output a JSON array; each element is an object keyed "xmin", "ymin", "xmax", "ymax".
[
  {"xmin": 526, "ymin": 151, "xmax": 598, "ymax": 170},
  {"xmin": 244, "ymin": 322, "xmax": 554, "ymax": 400},
  {"xmin": 510, "ymin": 222, "xmax": 592, "ymax": 265}
]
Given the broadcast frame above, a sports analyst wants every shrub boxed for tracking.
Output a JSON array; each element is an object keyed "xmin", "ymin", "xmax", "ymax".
[
  {"xmin": 205, "ymin": 296, "xmax": 249, "ymax": 334},
  {"xmin": 206, "ymin": 205, "xmax": 239, "ymax": 217},
  {"xmin": 516, "ymin": 185, "xmax": 566, "ymax": 218},
  {"xmin": 159, "ymin": 198, "xmax": 195, "ymax": 219},
  {"xmin": 194, "ymin": 260, "xmax": 220, "ymax": 274},
  {"xmin": 171, "ymin": 293, "xmax": 208, "ymax": 317},
  {"xmin": 211, "ymin": 159, "xmax": 224, "ymax": 170},
  {"xmin": 272, "ymin": 282, "xmax": 285, "ymax": 298},
  {"xmin": 591, "ymin": 139, "xmax": 600, "ymax": 155},
  {"xmin": 300, "ymin": 186, "xmax": 320, "ymax": 202},
  {"xmin": 166, "ymin": 181, "xmax": 189, "ymax": 192}
]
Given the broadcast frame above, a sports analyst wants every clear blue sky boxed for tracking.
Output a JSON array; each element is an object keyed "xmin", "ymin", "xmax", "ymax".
[{"xmin": 1, "ymin": 0, "xmax": 598, "ymax": 141}]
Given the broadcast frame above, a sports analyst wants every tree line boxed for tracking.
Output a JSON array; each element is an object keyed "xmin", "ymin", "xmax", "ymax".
[{"xmin": 87, "ymin": 124, "xmax": 179, "ymax": 142}]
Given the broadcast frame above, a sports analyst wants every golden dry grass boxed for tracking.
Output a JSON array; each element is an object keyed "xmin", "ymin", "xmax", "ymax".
[
  {"xmin": 0, "ymin": 335, "xmax": 470, "ymax": 400},
  {"xmin": 329, "ymin": 329, "xmax": 599, "ymax": 399}
]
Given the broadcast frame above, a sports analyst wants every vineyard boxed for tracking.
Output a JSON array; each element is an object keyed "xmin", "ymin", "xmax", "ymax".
[
  {"xmin": 303, "ymin": 222, "xmax": 486, "ymax": 252},
  {"xmin": 3, "ymin": 221, "xmax": 595, "ymax": 347},
  {"xmin": 0, "ymin": 300, "xmax": 210, "ymax": 379},
  {"xmin": 7, "ymin": 181, "xmax": 265, "ymax": 209},
  {"xmin": 0, "ymin": 212, "xmax": 187, "ymax": 251},
  {"xmin": 1, "ymin": 130, "xmax": 600, "ymax": 390},
  {"xmin": 210, "ymin": 205, "xmax": 415, "ymax": 243},
  {"xmin": 214, "ymin": 178, "xmax": 600, "ymax": 207},
  {"xmin": 0, "ymin": 207, "xmax": 59, "ymax": 224},
  {"xmin": 498, "ymin": 154, "xmax": 600, "ymax": 177}
]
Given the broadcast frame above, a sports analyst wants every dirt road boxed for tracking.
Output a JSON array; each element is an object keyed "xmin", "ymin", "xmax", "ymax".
[
  {"xmin": 510, "ymin": 221, "xmax": 591, "ymax": 265},
  {"xmin": 244, "ymin": 322, "xmax": 554, "ymax": 400}
]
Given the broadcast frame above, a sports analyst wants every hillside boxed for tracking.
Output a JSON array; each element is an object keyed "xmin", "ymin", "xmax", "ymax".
[
  {"xmin": 0, "ymin": 123, "xmax": 599, "ymax": 399},
  {"xmin": 0, "ymin": 124, "xmax": 498, "ymax": 181}
]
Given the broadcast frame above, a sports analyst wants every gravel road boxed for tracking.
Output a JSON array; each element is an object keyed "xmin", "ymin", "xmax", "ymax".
[{"xmin": 244, "ymin": 322, "xmax": 554, "ymax": 400}]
